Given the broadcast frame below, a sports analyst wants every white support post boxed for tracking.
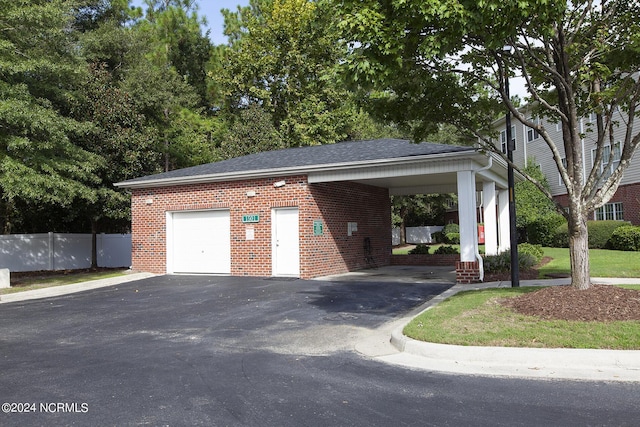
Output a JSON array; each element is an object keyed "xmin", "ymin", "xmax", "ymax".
[
  {"xmin": 482, "ymin": 181, "xmax": 498, "ymax": 256},
  {"xmin": 498, "ymin": 189, "xmax": 510, "ymax": 253},
  {"xmin": 456, "ymin": 170, "xmax": 477, "ymax": 263}
]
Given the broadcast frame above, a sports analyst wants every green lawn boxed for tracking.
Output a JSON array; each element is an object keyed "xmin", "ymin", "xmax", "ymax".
[
  {"xmin": 393, "ymin": 244, "xmax": 483, "ymax": 255},
  {"xmin": 538, "ymin": 247, "xmax": 640, "ymax": 278},
  {"xmin": 403, "ymin": 285, "xmax": 640, "ymax": 349},
  {"xmin": 401, "ymin": 245, "xmax": 640, "ymax": 349},
  {"xmin": 394, "ymin": 245, "xmax": 640, "ymax": 278}
]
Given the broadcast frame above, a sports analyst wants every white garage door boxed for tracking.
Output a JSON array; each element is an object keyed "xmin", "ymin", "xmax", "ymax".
[{"xmin": 169, "ymin": 210, "xmax": 231, "ymax": 274}]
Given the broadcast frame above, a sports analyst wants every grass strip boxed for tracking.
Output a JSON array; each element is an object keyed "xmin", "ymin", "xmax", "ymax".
[{"xmin": 1, "ymin": 269, "xmax": 129, "ymax": 295}]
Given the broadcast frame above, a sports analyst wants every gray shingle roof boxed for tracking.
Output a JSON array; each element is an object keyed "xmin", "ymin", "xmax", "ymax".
[{"xmin": 118, "ymin": 139, "xmax": 475, "ymax": 186}]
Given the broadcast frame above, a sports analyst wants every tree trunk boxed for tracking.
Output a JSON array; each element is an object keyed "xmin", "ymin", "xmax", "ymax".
[{"xmin": 568, "ymin": 212, "xmax": 590, "ymax": 290}]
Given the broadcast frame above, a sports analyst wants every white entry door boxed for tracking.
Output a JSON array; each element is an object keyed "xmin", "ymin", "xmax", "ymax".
[
  {"xmin": 170, "ymin": 210, "xmax": 231, "ymax": 274},
  {"xmin": 272, "ymin": 208, "xmax": 300, "ymax": 277}
]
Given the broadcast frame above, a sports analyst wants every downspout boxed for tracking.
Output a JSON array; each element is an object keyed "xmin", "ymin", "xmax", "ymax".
[{"xmin": 473, "ymin": 156, "xmax": 493, "ymax": 282}]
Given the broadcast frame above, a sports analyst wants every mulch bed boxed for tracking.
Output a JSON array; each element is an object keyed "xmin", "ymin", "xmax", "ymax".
[
  {"xmin": 501, "ymin": 285, "xmax": 640, "ymax": 322},
  {"xmin": 484, "ymin": 256, "xmax": 640, "ymax": 322}
]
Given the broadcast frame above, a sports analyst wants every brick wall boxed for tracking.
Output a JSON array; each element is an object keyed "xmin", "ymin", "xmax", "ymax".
[
  {"xmin": 303, "ymin": 182, "xmax": 392, "ymax": 278},
  {"xmin": 130, "ymin": 175, "xmax": 392, "ymax": 279},
  {"xmin": 456, "ymin": 261, "xmax": 481, "ymax": 284}
]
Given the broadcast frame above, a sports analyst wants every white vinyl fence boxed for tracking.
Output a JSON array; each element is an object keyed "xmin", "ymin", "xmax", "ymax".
[
  {"xmin": 0, "ymin": 233, "xmax": 131, "ymax": 272},
  {"xmin": 392, "ymin": 226, "xmax": 444, "ymax": 246}
]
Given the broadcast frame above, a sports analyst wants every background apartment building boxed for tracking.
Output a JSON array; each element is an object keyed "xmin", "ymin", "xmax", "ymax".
[{"xmin": 493, "ymin": 107, "xmax": 640, "ymax": 225}]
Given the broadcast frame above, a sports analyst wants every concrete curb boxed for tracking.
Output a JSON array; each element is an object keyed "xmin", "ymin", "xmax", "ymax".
[
  {"xmin": 380, "ymin": 278, "xmax": 640, "ymax": 382},
  {"xmin": 0, "ymin": 272, "xmax": 156, "ymax": 304}
]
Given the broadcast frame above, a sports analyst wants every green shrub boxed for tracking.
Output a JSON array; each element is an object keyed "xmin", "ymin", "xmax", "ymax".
[
  {"xmin": 434, "ymin": 245, "xmax": 459, "ymax": 255},
  {"xmin": 431, "ymin": 231, "xmax": 445, "ymax": 244},
  {"xmin": 523, "ymin": 213, "xmax": 566, "ymax": 246},
  {"xmin": 609, "ymin": 225, "xmax": 640, "ymax": 251},
  {"xmin": 590, "ymin": 221, "xmax": 629, "ymax": 248},
  {"xmin": 552, "ymin": 220, "xmax": 629, "ymax": 248},
  {"xmin": 483, "ymin": 250, "xmax": 537, "ymax": 273},
  {"xmin": 444, "ymin": 232, "xmax": 460, "ymax": 244},
  {"xmin": 517, "ymin": 243, "xmax": 544, "ymax": 264},
  {"xmin": 409, "ymin": 244, "xmax": 431, "ymax": 255},
  {"xmin": 552, "ymin": 223, "xmax": 570, "ymax": 248},
  {"xmin": 483, "ymin": 252, "xmax": 511, "ymax": 272},
  {"xmin": 443, "ymin": 223, "xmax": 459, "ymax": 234},
  {"xmin": 441, "ymin": 223, "xmax": 460, "ymax": 244}
]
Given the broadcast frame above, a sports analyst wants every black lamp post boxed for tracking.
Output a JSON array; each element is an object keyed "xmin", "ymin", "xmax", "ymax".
[{"xmin": 503, "ymin": 52, "xmax": 520, "ymax": 287}]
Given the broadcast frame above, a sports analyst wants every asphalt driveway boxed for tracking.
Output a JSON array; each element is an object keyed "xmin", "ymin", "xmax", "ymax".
[{"xmin": 1, "ymin": 275, "xmax": 639, "ymax": 426}]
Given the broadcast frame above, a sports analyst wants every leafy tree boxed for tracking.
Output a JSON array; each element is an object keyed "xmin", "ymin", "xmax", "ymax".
[
  {"xmin": 515, "ymin": 160, "xmax": 566, "ymax": 246},
  {"xmin": 71, "ymin": 63, "xmax": 161, "ymax": 244},
  {"xmin": 0, "ymin": 0, "xmax": 102, "ymax": 233},
  {"xmin": 126, "ymin": 1, "xmax": 219, "ymax": 171},
  {"xmin": 141, "ymin": 0, "xmax": 213, "ymax": 107},
  {"xmin": 219, "ymin": 0, "xmax": 354, "ymax": 146},
  {"xmin": 339, "ymin": 0, "xmax": 640, "ymax": 290},
  {"xmin": 217, "ymin": 105, "xmax": 284, "ymax": 160}
]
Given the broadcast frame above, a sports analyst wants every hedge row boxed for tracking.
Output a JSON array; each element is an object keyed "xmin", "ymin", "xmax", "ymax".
[{"xmin": 552, "ymin": 220, "xmax": 630, "ymax": 249}]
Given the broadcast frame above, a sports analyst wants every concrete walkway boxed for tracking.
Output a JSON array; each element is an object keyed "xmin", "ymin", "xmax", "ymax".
[{"xmin": 2, "ymin": 267, "xmax": 639, "ymax": 382}]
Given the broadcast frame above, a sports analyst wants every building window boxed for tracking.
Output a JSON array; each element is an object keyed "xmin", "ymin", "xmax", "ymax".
[
  {"xmin": 593, "ymin": 142, "xmax": 621, "ymax": 179},
  {"xmin": 526, "ymin": 117, "xmax": 540, "ymax": 142},
  {"xmin": 595, "ymin": 202, "xmax": 624, "ymax": 221},
  {"xmin": 500, "ymin": 125, "xmax": 516, "ymax": 154}
]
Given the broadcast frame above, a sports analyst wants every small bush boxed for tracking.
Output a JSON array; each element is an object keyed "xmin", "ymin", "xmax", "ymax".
[
  {"xmin": 483, "ymin": 252, "xmax": 511, "ymax": 272},
  {"xmin": 609, "ymin": 225, "xmax": 640, "ymax": 251},
  {"xmin": 590, "ymin": 220, "xmax": 629, "ymax": 248},
  {"xmin": 552, "ymin": 224, "xmax": 570, "ymax": 248},
  {"xmin": 483, "ymin": 250, "xmax": 537, "ymax": 273},
  {"xmin": 409, "ymin": 244, "xmax": 431, "ymax": 255},
  {"xmin": 434, "ymin": 245, "xmax": 459, "ymax": 255},
  {"xmin": 442, "ymin": 223, "xmax": 459, "ymax": 234},
  {"xmin": 444, "ymin": 232, "xmax": 460, "ymax": 244},
  {"xmin": 523, "ymin": 213, "xmax": 566, "ymax": 246},
  {"xmin": 517, "ymin": 243, "xmax": 544, "ymax": 264},
  {"xmin": 552, "ymin": 220, "xmax": 629, "ymax": 248},
  {"xmin": 431, "ymin": 231, "xmax": 445, "ymax": 244},
  {"xmin": 441, "ymin": 224, "xmax": 460, "ymax": 244}
]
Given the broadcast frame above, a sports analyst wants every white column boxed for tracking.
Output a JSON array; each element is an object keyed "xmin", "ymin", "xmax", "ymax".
[
  {"xmin": 456, "ymin": 170, "xmax": 477, "ymax": 262},
  {"xmin": 498, "ymin": 189, "xmax": 510, "ymax": 253},
  {"xmin": 482, "ymin": 181, "xmax": 498, "ymax": 256}
]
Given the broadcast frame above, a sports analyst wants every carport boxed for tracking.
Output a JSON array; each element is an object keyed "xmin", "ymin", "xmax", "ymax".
[
  {"xmin": 305, "ymin": 145, "xmax": 511, "ymax": 282},
  {"xmin": 116, "ymin": 139, "xmax": 512, "ymax": 283}
]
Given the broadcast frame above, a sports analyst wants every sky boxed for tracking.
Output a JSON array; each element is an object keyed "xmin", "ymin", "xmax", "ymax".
[{"xmin": 130, "ymin": 0, "xmax": 250, "ymax": 45}]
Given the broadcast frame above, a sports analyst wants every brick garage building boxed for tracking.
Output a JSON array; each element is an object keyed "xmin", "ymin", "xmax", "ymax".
[{"xmin": 117, "ymin": 139, "xmax": 511, "ymax": 282}]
